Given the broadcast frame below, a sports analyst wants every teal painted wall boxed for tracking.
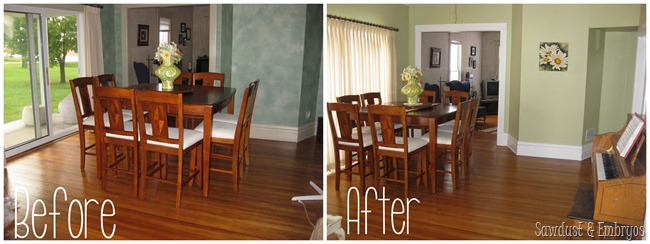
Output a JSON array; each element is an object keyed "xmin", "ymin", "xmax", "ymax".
[
  {"xmin": 100, "ymin": 5, "xmax": 122, "ymax": 86},
  {"xmin": 298, "ymin": 4, "xmax": 323, "ymax": 126},
  {"xmin": 230, "ymin": 4, "xmax": 312, "ymax": 127},
  {"xmin": 217, "ymin": 4, "xmax": 233, "ymax": 88}
]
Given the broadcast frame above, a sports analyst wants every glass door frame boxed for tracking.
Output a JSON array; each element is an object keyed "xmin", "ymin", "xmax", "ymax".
[{"xmin": 4, "ymin": 4, "xmax": 85, "ymax": 158}]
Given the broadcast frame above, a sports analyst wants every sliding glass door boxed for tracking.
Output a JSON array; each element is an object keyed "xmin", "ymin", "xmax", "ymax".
[{"xmin": 4, "ymin": 5, "xmax": 82, "ymax": 157}]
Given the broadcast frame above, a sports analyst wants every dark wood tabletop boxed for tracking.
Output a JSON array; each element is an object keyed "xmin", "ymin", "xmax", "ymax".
[{"xmin": 127, "ymin": 83, "xmax": 236, "ymax": 109}]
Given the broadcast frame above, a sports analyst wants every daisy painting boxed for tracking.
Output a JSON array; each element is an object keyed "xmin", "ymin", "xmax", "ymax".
[{"xmin": 539, "ymin": 42, "xmax": 569, "ymax": 71}]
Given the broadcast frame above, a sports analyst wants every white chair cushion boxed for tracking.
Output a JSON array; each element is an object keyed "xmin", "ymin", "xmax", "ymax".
[
  {"xmin": 419, "ymin": 131, "xmax": 453, "ymax": 145},
  {"xmin": 142, "ymin": 123, "xmax": 203, "ymax": 150},
  {"xmin": 437, "ymin": 120, "xmax": 455, "ymax": 132},
  {"xmin": 351, "ymin": 125, "xmax": 375, "ymax": 135},
  {"xmin": 121, "ymin": 109, "xmax": 148, "ymax": 117},
  {"xmin": 195, "ymin": 120, "xmax": 237, "ymax": 140},
  {"xmin": 378, "ymin": 137, "xmax": 428, "ymax": 153},
  {"xmin": 105, "ymin": 122, "xmax": 136, "ymax": 141},
  {"xmin": 212, "ymin": 113, "xmax": 238, "ymax": 124},
  {"xmin": 338, "ymin": 133, "xmax": 373, "ymax": 148},
  {"xmin": 82, "ymin": 112, "xmax": 132, "ymax": 127}
]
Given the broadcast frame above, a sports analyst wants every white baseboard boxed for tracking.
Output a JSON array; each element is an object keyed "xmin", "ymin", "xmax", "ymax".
[
  {"xmin": 507, "ymin": 134, "xmax": 518, "ymax": 154},
  {"xmin": 250, "ymin": 121, "xmax": 316, "ymax": 143},
  {"xmin": 581, "ymin": 143, "xmax": 593, "ymax": 160},
  {"xmin": 517, "ymin": 140, "xmax": 586, "ymax": 161}
]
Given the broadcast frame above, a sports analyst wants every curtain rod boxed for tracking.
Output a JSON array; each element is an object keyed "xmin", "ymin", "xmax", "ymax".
[
  {"xmin": 327, "ymin": 14, "xmax": 399, "ymax": 32},
  {"xmin": 83, "ymin": 4, "xmax": 104, "ymax": 9}
]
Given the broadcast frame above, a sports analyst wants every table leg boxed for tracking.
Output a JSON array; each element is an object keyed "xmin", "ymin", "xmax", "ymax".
[
  {"xmin": 429, "ymin": 117, "xmax": 437, "ymax": 193},
  {"xmin": 228, "ymin": 97, "xmax": 235, "ymax": 114},
  {"xmin": 202, "ymin": 107, "xmax": 212, "ymax": 197}
]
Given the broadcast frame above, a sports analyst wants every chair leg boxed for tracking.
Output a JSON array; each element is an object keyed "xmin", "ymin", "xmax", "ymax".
[
  {"xmin": 139, "ymin": 149, "xmax": 147, "ymax": 201},
  {"xmin": 79, "ymin": 130, "xmax": 86, "ymax": 170},
  {"xmin": 403, "ymin": 157, "xmax": 409, "ymax": 201},
  {"xmin": 176, "ymin": 157, "xmax": 183, "ymax": 210},
  {"xmin": 359, "ymin": 150, "xmax": 366, "ymax": 191},
  {"xmin": 232, "ymin": 156, "xmax": 239, "ymax": 193},
  {"xmin": 345, "ymin": 151, "xmax": 352, "ymax": 181},
  {"xmin": 132, "ymin": 146, "xmax": 139, "ymax": 198}
]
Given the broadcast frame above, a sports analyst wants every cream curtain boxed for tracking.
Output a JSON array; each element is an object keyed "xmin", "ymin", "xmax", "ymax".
[
  {"xmin": 325, "ymin": 18, "xmax": 396, "ymax": 172},
  {"xmin": 82, "ymin": 6, "xmax": 104, "ymax": 76}
]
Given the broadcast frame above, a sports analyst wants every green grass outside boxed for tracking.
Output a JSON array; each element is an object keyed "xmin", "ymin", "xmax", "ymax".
[{"xmin": 4, "ymin": 61, "xmax": 79, "ymax": 123}]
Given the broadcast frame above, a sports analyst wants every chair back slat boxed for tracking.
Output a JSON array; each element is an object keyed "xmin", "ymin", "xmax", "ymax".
[
  {"xmin": 94, "ymin": 87, "xmax": 136, "ymax": 138},
  {"xmin": 234, "ymin": 80, "xmax": 259, "ymax": 153},
  {"xmin": 368, "ymin": 105, "xmax": 408, "ymax": 154},
  {"xmin": 135, "ymin": 90, "xmax": 183, "ymax": 147},
  {"xmin": 444, "ymin": 90, "xmax": 469, "ymax": 105},
  {"xmin": 193, "ymin": 72, "xmax": 225, "ymax": 87},
  {"xmin": 327, "ymin": 102, "xmax": 364, "ymax": 147},
  {"xmin": 70, "ymin": 77, "xmax": 99, "ymax": 122},
  {"xmin": 452, "ymin": 100, "xmax": 471, "ymax": 151},
  {"xmin": 336, "ymin": 95, "xmax": 361, "ymax": 105},
  {"xmin": 175, "ymin": 71, "xmax": 193, "ymax": 85},
  {"xmin": 360, "ymin": 92, "xmax": 382, "ymax": 107},
  {"xmin": 97, "ymin": 74, "xmax": 117, "ymax": 87},
  {"xmin": 420, "ymin": 90, "xmax": 437, "ymax": 103}
]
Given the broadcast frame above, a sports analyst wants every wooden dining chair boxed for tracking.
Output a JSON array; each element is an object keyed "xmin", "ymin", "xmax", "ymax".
[
  {"xmin": 193, "ymin": 72, "xmax": 225, "ymax": 87},
  {"xmin": 360, "ymin": 92, "xmax": 382, "ymax": 107},
  {"xmin": 211, "ymin": 80, "xmax": 260, "ymax": 168},
  {"xmin": 327, "ymin": 102, "xmax": 375, "ymax": 191},
  {"xmin": 93, "ymin": 86, "xmax": 139, "ymax": 197},
  {"xmin": 463, "ymin": 98, "xmax": 480, "ymax": 178},
  {"xmin": 174, "ymin": 71, "xmax": 193, "ymax": 85},
  {"xmin": 69, "ymin": 77, "xmax": 100, "ymax": 176},
  {"xmin": 196, "ymin": 80, "xmax": 258, "ymax": 196},
  {"xmin": 368, "ymin": 105, "xmax": 429, "ymax": 200},
  {"xmin": 135, "ymin": 90, "xmax": 203, "ymax": 210},
  {"xmin": 419, "ymin": 100, "xmax": 471, "ymax": 189},
  {"xmin": 97, "ymin": 74, "xmax": 117, "ymax": 87},
  {"xmin": 443, "ymin": 90, "xmax": 469, "ymax": 105},
  {"xmin": 337, "ymin": 95, "xmax": 361, "ymax": 105}
]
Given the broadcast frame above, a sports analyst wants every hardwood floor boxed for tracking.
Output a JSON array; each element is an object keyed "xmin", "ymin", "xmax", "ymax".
[
  {"xmin": 326, "ymin": 127, "xmax": 595, "ymax": 240},
  {"xmin": 5, "ymin": 133, "xmax": 323, "ymax": 240}
]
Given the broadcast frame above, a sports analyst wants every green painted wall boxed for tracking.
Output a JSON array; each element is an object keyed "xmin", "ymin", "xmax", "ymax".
[
  {"xmin": 583, "ymin": 29, "xmax": 606, "ymax": 144},
  {"xmin": 327, "ymin": 4, "xmax": 410, "ymax": 101},
  {"xmin": 598, "ymin": 30, "xmax": 638, "ymax": 133},
  {"xmin": 100, "ymin": 5, "xmax": 122, "ymax": 85},
  {"xmin": 509, "ymin": 5, "xmax": 523, "ymax": 139},
  {"xmin": 519, "ymin": 4, "xmax": 641, "ymax": 146},
  {"xmin": 298, "ymin": 4, "xmax": 323, "ymax": 126}
]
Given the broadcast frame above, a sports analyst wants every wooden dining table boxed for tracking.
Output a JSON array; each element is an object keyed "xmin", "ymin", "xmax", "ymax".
[
  {"xmin": 361, "ymin": 101, "xmax": 457, "ymax": 193},
  {"xmin": 127, "ymin": 83, "xmax": 237, "ymax": 192}
]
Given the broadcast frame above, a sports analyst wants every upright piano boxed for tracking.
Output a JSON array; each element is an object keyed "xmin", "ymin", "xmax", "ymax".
[{"xmin": 568, "ymin": 114, "xmax": 646, "ymax": 232}]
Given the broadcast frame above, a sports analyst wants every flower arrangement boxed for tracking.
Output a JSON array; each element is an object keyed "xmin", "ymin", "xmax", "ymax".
[
  {"xmin": 539, "ymin": 42, "xmax": 569, "ymax": 71},
  {"xmin": 400, "ymin": 65, "xmax": 423, "ymax": 83},
  {"xmin": 400, "ymin": 65, "xmax": 424, "ymax": 105},
  {"xmin": 154, "ymin": 41, "xmax": 183, "ymax": 64}
]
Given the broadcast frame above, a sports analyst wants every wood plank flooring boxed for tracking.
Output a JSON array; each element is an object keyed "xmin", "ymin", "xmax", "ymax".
[
  {"xmin": 327, "ymin": 119, "xmax": 596, "ymax": 240},
  {"xmin": 5, "ymin": 133, "xmax": 323, "ymax": 240}
]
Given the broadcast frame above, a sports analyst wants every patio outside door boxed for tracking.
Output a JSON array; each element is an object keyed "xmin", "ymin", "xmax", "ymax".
[{"xmin": 4, "ymin": 6, "xmax": 81, "ymax": 157}]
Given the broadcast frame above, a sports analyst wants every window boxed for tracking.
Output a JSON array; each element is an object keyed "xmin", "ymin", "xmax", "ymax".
[
  {"xmin": 450, "ymin": 41, "xmax": 462, "ymax": 81},
  {"xmin": 159, "ymin": 17, "xmax": 170, "ymax": 45}
]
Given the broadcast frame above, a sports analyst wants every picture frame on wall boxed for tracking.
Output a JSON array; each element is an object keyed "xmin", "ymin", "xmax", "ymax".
[
  {"xmin": 430, "ymin": 47, "xmax": 441, "ymax": 68},
  {"xmin": 179, "ymin": 34, "xmax": 184, "ymax": 45},
  {"xmin": 468, "ymin": 57, "xmax": 473, "ymax": 67},
  {"xmin": 137, "ymin": 24, "xmax": 149, "ymax": 46},
  {"xmin": 470, "ymin": 46, "xmax": 476, "ymax": 56},
  {"xmin": 472, "ymin": 60, "xmax": 477, "ymax": 69},
  {"xmin": 180, "ymin": 23, "xmax": 186, "ymax": 33},
  {"xmin": 185, "ymin": 28, "xmax": 191, "ymax": 41}
]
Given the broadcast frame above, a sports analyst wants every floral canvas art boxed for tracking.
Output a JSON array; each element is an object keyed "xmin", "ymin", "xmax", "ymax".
[{"xmin": 539, "ymin": 42, "xmax": 569, "ymax": 71}]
